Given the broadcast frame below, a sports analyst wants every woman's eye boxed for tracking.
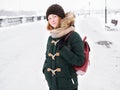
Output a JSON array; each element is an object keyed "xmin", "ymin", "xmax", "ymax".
[
  {"xmin": 53, "ymin": 15, "xmax": 57, "ymax": 18},
  {"xmin": 48, "ymin": 18, "xmax": 51, "ymax": 20}
]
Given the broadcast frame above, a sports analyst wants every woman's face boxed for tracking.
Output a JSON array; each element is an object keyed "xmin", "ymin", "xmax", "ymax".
[{"xmin": 48, "ymin": 14, "xmax": 61, "ymax": 29}]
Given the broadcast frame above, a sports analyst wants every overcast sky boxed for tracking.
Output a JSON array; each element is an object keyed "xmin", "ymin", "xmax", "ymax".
[{"xmin": 0, "ymin": 0, "xmax": 119, "ymax": 12}]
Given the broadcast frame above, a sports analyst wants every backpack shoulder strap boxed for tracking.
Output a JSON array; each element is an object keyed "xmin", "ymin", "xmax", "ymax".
[
  {"xmin": 83, "ymin": 36, "xmax": 90, "ymax": 52},
  {"xmin": 83, "ymin": 36, "xmax": 87, "ymax": 42},
  {"xmin": 64, "ymin": 31, "xmax": 74, "ymax": 41}
]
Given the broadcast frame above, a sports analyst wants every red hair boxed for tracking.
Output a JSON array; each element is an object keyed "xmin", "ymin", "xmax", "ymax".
[{"xmin": 47, "ymin": 22, "xmax": 54, "ymax": 30}]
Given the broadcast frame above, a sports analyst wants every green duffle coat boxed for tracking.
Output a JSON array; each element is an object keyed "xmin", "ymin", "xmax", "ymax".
[{"xmin": 43, "ymin": 31, "xmax": 85, "ymax": 90}]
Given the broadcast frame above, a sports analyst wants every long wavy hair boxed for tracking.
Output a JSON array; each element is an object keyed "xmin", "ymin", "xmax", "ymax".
[{"xmin": 47, "ymin": 22, "xmax": 54, "ymax": 30}]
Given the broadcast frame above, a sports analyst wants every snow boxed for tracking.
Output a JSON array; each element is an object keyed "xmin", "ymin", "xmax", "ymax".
[
  {"xmin": 75, "ymin": 16, "xmax": 120, "ymax": 90},
  {"xmin": 0, "ymin": 16, "xmax": 120, "ymax": 90}
]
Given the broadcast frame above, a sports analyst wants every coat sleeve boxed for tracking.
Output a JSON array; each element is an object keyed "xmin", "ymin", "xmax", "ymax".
[
  {"xmin": 42, "ymin": 36, "xmax": 51, "ymax": 73},
  {"xmin": 59, "ymin": 32, "xmax": 85, "ymax": 66}
]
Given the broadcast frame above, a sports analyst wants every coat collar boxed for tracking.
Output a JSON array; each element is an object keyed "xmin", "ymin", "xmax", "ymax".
[{"xmin": 50, "ymin": 12, "xmax": 75, "ymax": 38}]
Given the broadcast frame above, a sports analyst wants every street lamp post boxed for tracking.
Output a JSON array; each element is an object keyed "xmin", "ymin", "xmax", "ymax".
[
  {"xmin": 105, "ymin": 0, "xmax": 107, "ymax": 24},
  {"xmin": 88, "ymin": 1, "xmax": 91, "ymax": 16}
]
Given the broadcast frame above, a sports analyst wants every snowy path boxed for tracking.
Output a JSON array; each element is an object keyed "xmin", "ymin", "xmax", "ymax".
[
  {"xmin": 0, "ymin": 17, "xmax": 120, "ymax": 90},
  {"xmin": 0, "ymin": 21, "xmax": 49, "ymax": 90}
]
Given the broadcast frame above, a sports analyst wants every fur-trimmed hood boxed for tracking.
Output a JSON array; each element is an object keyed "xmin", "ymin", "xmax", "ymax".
[
  {"xmin": 60, "ymin": 11, "xmax": 75, "ymax": 28},
  {"xmin": 50, "ymin": 12, "xmax": 75, "ymax": 38}
]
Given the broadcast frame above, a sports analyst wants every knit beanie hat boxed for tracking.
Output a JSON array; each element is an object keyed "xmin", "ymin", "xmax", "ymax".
[{"xmin": 46, "ymin": 4, "xmax": 65, "ymax": 20}]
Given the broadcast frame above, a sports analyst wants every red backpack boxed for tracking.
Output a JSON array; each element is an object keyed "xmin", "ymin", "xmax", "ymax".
[
  {"xmin": 73, "ymin": 36, "xmax": 90, "ymax": 75},
  {"xmin": 65, "ymin": 32, "xmax": 90, "ymax": 76}
]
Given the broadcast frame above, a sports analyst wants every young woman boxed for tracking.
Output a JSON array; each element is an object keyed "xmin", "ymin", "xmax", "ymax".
[{"xmin": 42, "ymin": 4, "xmax": 85, "ymax": 90}]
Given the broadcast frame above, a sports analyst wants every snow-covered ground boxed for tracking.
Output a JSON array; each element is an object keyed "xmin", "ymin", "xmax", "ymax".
[{"xmin": 0, "ymin": 16, "xmax": 120, "ymax": 90}]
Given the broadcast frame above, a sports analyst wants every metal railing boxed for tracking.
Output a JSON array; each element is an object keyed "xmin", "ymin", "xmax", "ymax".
[{"xmin": 0, "ymin": 15, "xmax": 46, "ymax": 27}]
